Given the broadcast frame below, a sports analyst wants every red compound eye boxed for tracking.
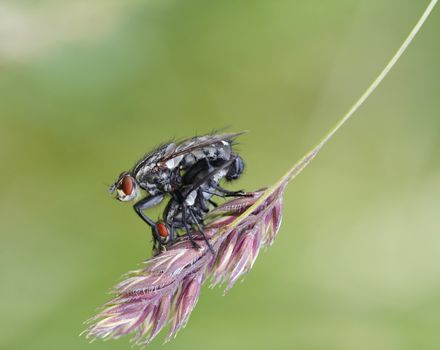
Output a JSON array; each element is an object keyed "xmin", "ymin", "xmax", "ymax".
[
  {"xmin": 156, "ymin": 222, "xmax": 169, "ymax": 238},
  {"xmin": 121, "ymin": 175, "xmax": 134, "ymax": 196}
]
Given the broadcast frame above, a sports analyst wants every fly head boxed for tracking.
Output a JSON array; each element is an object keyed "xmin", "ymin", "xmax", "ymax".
[{"xmin": 109, "ymin": 172, "xmax": 140, "ymax": 202}]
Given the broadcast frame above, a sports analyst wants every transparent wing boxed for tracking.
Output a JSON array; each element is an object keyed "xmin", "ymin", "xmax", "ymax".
[{"xmin": 159, "ymin": 131, "xmax": 246, "ymax": 165}]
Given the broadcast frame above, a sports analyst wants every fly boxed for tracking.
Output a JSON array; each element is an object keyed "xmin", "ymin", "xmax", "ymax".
[{"xmin": 109, "ymin": 132, "xmax": 246, "ymax": 254}]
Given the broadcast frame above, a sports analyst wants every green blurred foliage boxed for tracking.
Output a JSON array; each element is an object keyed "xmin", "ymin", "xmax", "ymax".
[{"xmin": 0, "ymin": 1, "xmax": 439, "ymax": 349}]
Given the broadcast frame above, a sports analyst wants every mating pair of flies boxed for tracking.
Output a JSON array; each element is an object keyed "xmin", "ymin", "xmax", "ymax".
[{"xmin": 109, "ymin": 132, "xmax": 246, "ymax": 254}]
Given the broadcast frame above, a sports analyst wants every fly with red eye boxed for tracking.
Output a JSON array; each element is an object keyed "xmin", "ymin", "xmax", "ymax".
[{"xmin": 110, "ymin": 132, "xmax": 247, "ymax": 255}]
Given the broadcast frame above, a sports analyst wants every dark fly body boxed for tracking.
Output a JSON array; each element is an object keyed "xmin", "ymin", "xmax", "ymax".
[
  {"xmin": 109, "ymin": 132, "xmax": 246, "ymax": 254},
  {"xmin": 158, "ymin": 156, "xmax": 245, "ymax": 253}
]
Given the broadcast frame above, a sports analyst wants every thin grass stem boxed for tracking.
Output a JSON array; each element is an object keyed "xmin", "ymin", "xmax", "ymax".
[{"xmin": 225, "ymin": 0, "xmax": 438, "ymax": 233}]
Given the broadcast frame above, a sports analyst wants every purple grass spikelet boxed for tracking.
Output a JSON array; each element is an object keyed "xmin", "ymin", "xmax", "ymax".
[{"xmin": 84, "ymin": 186, "xmax": 286, "ymax": 345}]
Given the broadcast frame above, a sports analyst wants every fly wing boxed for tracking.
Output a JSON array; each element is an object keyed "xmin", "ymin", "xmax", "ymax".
[
  {"xmin": 133, "ymin": 132, "xmax": 246, "ymax": 176},
  {"xmin": 159, "ymin": 132, "xmax": 246, "ymax": 167}
]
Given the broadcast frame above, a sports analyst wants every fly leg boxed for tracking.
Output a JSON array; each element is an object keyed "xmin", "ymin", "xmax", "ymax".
[
  {"xmin": 179, "ymin": 187, "xmax": 214, "ymax": 253},
  {"xmin": 208, "ymin": 199, "xmax": 218, "ymax": 207},
  {"xmin": 167, "ymin": 224, "xmax": 178, "ymax": 244},
  {"xmin": 134, "ymin": 194, "xmax": 165, "ymax": 245},
  {"xmin": 203, "ymin": 187, "xmax": 245, "ymax": 199},
  {"xmin": 182, "ymin": 204, "xmax": 201, "ymax": 250},
  {"xmin": 197, "ymin": 188, "xmax": 210, "ymax": 213},
  {"xmin": 188, "ymin": 207, "xmax": 215, "ymax": 254},
  {"xmin": 212, "ymin": 184, "xmax": 247, "ymax": 197},
  {"xmin": 152, "ymin": 237, "xmax": 161, "ymax": 256}
]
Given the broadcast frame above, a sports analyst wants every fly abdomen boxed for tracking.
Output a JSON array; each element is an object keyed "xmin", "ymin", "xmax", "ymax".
[{"xmin": 182, "ymin": 142, "xmax": 232, "ymax": 169}]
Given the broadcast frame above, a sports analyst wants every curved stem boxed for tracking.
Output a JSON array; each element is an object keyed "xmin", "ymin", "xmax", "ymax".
[{"xmin": 226, "ymin": 0, "xmax": 438, "ymax": 232}]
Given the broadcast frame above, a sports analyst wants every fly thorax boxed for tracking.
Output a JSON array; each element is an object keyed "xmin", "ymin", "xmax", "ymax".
[
  {"xmin": 144, "ymin": 168, "xmax": 172, "ymax": 189},
  {"xmin": 164, "ymin": 155, "xmax": 184, "ymax": 170},
  {"xmin": 143, "ymin": 182, "xmax": 160, "ymax": 195}
]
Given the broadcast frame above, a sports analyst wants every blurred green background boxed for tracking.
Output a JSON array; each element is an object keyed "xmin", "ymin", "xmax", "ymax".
[{"xmin": 1, "ymin": 1, "xmax": 439, "ymax": 349}]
